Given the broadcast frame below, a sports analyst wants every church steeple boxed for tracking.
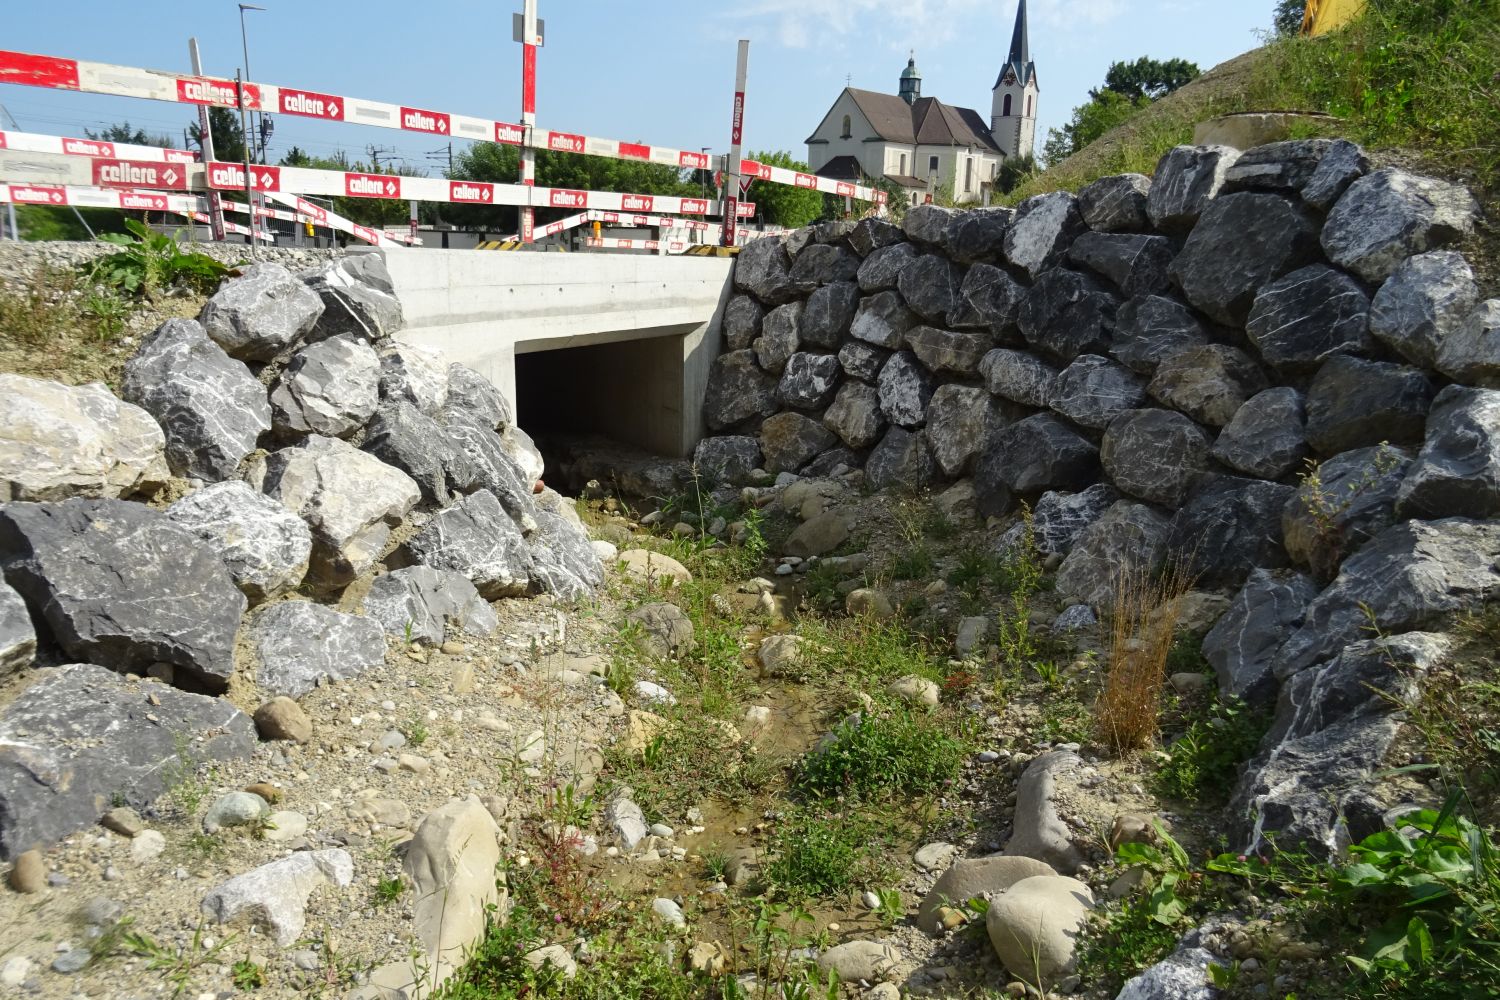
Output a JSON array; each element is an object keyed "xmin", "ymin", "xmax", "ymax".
[
  {"xmin": 996, "ymin": 0, "xmax": 1035, "ymax": 88},
  {"xmin": 898, "ymin": 52, "xmax": 921, "ymax": 105},
  {"xmin": 990, "ymin": 1, "xmax": 1039, "ymax": 158}
]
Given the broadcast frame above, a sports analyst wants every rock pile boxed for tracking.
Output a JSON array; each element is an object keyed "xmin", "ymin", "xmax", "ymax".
[
  {"xmin": 0, "ymin": 253, "xmax": 602, "ymax": 860},
  {"xmin": 701, "ymin": 140, "xmax": 1494, "ymax": 856}
]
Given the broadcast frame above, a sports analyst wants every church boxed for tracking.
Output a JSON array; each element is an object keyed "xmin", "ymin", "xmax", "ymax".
[{"xmin": 804, "ymin": 0, "xmax": 1038, "ymax": 206}]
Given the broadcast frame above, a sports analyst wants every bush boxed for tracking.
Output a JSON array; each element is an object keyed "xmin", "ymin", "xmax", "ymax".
[
  {"xmin": 764, "ymin": 808, "xmax": 884, "ymax": 899},
  {"xmin": 1153, "ymin": 696, "xmax": 1270, "ymax": 804},
  {"xmin": 795, "ymin": 708, "xmax": 967, "ymax": 801}
]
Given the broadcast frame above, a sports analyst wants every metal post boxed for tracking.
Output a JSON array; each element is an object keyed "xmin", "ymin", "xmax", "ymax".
[
  {"xmin": 721, "ymin": 40, "xmax": 748, "ymax": 248},
  {"xmin": 236, "ymin": 70, "xmax": 258, "ymax": 256},
  {"xmin": 409, "ymin": 200, "xmax": 418, "ymax": 243},
  {"xmin": 518, "ymin": 0, "xmax": 538, "ymax": 243},
  {"xmin": 189, "ymin": 38, "xmax": 227, "ymax": 242}
]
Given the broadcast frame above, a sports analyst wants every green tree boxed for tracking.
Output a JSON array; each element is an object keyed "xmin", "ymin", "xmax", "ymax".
[
  {"xmin": 1274, "ymin": 0, "xmax": 1308, "ymax": 34},
  {"xmin": 278, "ymin": 145, "xmax": 312, "ymax": 167},
  {"xmin": 1042, "ymin": 89, "xmax": 1149, "ymax": 165},
  {"xmin": 84, "ymin": 122, "xmax": 173, "ymax": 148},
  {"xmin": 744, "ymin": 150, "xmax": 823, "ymax": 228},
  {"xmin": 1096, "ymin": 57, "xmax": 1201, "ymax": 101},
  {"xmin": 187, "ymin": 107, "xmax": 245, "ymax": 164},
  {"xmin": 996, "ymin": 153, "xmax": 1038, "ymax": 195}
]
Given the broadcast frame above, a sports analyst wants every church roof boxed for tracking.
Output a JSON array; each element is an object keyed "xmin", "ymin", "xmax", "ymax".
[
  {"xmin": 995, "ymin": 0, "xmax": 1037, "ymax": 89},
  {"xmin": 806, "ymin": 88, "xmax": 1001, "ymax": 152},
  {"xmin": 814, "ymin": 155, "xmax": 864, "ymax": 181}
]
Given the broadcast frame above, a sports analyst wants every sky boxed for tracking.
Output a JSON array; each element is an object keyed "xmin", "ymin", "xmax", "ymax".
[{"xmin": 1, "ymin": 0, "xmax": 1276, "ymax": 175}]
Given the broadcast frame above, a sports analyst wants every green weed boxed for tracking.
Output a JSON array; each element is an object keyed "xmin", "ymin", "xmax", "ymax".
[
  {"xmin": 795, "ymin": 708, "xmax": 969, "ymax": 802},
  {"xmin": 765, "ymin": 808, "xmax": 886, "ymax": 899},
  {"xmin": 1154, "ymin": 696, "xmax": 1269, "ymax": 805},
  {"xmin": 890, "ymin": 545, "xmax": 935, "ymax": 581},
  {"xmin": 372, "ymin": 875, "xmax": 404, "ymax": 907}
]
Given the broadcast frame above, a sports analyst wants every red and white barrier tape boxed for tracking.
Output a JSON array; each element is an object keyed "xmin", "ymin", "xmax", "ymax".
[
  {"xmin": 0, "ymin": 129, "xmax": 198, "ymax": 163},
  {"xmin": 584, "ymin": 236, "xmax": 689, "ymax": 253},
  {"xmin": 0, "ymin": 48, "xmax": 885, "ymax": 205}
]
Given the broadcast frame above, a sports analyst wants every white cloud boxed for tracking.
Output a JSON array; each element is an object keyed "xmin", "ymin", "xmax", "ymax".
[{"xmin": 1031, "ymin": 0, "xmax": 1127, "ymax": 28}]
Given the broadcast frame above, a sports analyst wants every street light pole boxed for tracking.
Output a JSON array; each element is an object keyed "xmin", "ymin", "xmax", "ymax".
[{"xmin": 238, "ymin": 4, "xmax": 266, "ymax": 163}]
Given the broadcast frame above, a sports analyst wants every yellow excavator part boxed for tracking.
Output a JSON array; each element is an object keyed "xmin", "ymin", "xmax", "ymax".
[{"xmin": 1302, "ymin": 0, "xmax": 1368, "ymax": 35}]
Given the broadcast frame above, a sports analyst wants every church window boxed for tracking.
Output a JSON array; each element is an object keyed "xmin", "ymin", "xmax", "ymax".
[
  {"xmin": 840, "ymin": 115, "xmax": 851, "ymax": 139},
  {"xmin": 1003, "ymin": 93, "xmax": 1012, "ymax": 116},
  {"xmin": 1026, "ymin": 95, "xmax": 1032, "ymax": 116},
  {"xmin": 964, "ymin": 157, "xmax": 973, "ymax": 193},
  {"xmin": 898, "ymin": 153, "xmax": 907, "ymax": 174},
  {"xmin": 928, "ymin": 154, "xmax": 939, "ymax": 174}
]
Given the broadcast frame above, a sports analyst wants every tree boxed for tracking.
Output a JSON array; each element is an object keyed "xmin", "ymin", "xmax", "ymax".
[
  {"xmin": 187, "ymin": 107, "xmax": 245, "ymax": 164},
  {"xmin": 1095, "ymin": 57, "xmax": 1201, "ymax": 101},
  {"xmin": 84, "ymin": 122, "xmax": 172, "ymax": 148},
  {"xmin": 1274, "ymin": 0, "xmax": 1308, "ymax": 34},
  {"xmin": 996, "ymin": 153, "xmax": 1038, "ymax": 195},
  {"xmin": 1042, "ymin": 90, "xmax": 1149, "ymax": 165},
  {"xmin": 279, "ymin": 145, "xmax": 312, "ymax": 167},
  {"xmin": 744, "ymin": 150, "xmax": 823, "ymax": 229}
]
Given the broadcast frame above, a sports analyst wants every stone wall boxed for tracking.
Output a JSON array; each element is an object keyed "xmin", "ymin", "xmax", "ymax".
[{"xmin": 699, "ymin": 138, "xmax": 1498, "ymax": 855}]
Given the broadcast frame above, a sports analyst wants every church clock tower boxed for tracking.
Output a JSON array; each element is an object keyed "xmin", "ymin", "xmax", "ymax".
[{"xmin": 991, "ymin": 0, "xmax": 1039, "ymax": 159}]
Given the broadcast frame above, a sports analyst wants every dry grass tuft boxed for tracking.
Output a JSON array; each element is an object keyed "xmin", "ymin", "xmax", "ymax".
[{"xmin": 1095, "ymin": 558, "xmax": 1196, "ymax": 755}]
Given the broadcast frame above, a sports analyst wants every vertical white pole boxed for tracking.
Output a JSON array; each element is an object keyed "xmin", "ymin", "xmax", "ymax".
[
  {"xmin": 721, "ymin": 39, "xmax": 748, "ymax": 248},
  {"xmin": 236, "ymin": 70, "xmax": 258, "ymax": 257},
  {"xmin": 519, "ymin": 0, "xmax": 538, "ymax": 244},
  {"xmin": 409, "ymin": 200, "xmax": 418, "ymax": 244},
  {"xmin": 189, "ymin": 38, "xmax": 227, "ymax": 242}
]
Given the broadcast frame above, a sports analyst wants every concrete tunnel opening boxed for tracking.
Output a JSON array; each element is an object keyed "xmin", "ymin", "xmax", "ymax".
[{"xmin": 514, "ymin": 334, "xmax": 693, "ymax": 495}]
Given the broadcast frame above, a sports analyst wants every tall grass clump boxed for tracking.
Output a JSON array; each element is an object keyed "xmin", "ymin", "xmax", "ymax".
[{"xmin": 1095, "ymin": 559, "xmax": 1195, "ymax": 754}]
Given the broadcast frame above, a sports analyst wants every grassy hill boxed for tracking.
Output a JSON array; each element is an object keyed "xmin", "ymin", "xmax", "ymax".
[{"xmin": 1007, "ymin": 0, "xmax": 1498, "ymax": 287}]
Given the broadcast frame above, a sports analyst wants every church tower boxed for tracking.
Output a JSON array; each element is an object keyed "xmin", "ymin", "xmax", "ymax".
[
  {"xmin": 991, "ymin": 0, "xmax": 1038, "ymax": 159},
  {"xmin": 898, "ymin": 53, "xmax": 922, "ymax": 105}
]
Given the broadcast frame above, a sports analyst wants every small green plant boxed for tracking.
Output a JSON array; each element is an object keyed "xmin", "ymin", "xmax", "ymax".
[
  {"xmin": 406, "ymin": 720, "xmax": 429, "ymax": 746},
  {"xmin": 890, "ymin": 545, "xmax": 935, "ymax": 581},
  {"xmin": 372, "ymin": 875, "xmax": 404, "ymax": 907},
  {"xmin": 231, "ymin": 957, "xmax": 266, "ymax": 991},
  {"xmin": 89, "ymin": 220, "xmax": 233, "ymax": 300},
  {"xmin": 542, "ymin": 781, "xmax": 596, "ymax": 828},
  {"xmin": 795, "ymin": 709, "xmax": 969, "ymax": 801},
  {"xmin": 922, "ymin": 509, "xmax": 958, "ymax": 541},
  {"xmin": 81, "ymin": 289, "xmax": 131, "ymax": 341},
  {"xmin": 1296, "ymin": 443, "xmax": 1403, "ymax": 580},
  {"xmin": 1154, "ymin": 696, "xmax": 1269, "ymax": 805},
  {"xmin": 947, "ymin": 550, "xmax": 1001, "ymax": 596},
  {"xmin": 765, "ymin": 809, "xmax": 881, "ymax": 899},
  {"xmin": 162, "ymin": 732, "xmax": 211, "ymax": 819},
  {"xmin": 874, "ymin": 887, "xmax": 904, "ymax": 927},
  {"xmin": 701, "ymin": 847, "xmax": 732, "ymax": 882},
  {"xmin": 120, "ymin": 920, "xmax": 234, "ymax": 999}
]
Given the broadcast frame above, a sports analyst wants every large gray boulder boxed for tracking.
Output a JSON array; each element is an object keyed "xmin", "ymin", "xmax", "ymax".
[
  {"xmin": 758, "ymin": 413, "xmax": 837, "ymax": 473},
  {"xmin": 949, "ymin": 262, "xmax": 1026, "ymax": 334},
  {"xmin": 946, "ymin": 207, "xmax": 1013, "ymax": 263},
  {"xmin": 526, "ymin": 501, "xmax": 605, "ymax": 602},
  {"xmin": 722, "ymin": 294, "xmax": 765, "ymax": 351},
  {"xmin": 777, "ymin": 352, "xmax": 842, "ymax": 410},
  {"xmin": 1005, "ymin": 192, "xmax": 1086, "ymax": 278},
  {"xmin": 733, "ymin": 236, "xmax": 799, "ymax": 304},
  {"xmin": 401, "ymin": 489, "xmax": 533, "ymax": 598},
  {"xmin": 0, "ymin": 580, "xmax": 36, "ymax": 677},
  {"xmin": 1168, "ymin": 477, "xmax": 1294, "ymax": 589},
  {"xmin": 693, "ymin": 436, "xmax": 761, "ymax": 484},
  {"xmin": 0, "ymin": 664, "xmax": 254, "ymax": 859},
  {"xmin": 1016, "ymin": 268, "xmax": 1117, "ymax": 361},
  {"xmin": 122, "ymin": 318, "xmax": 272, "ymax": 482},
  {"xmin": 980, "ymin": 348, "xmax": 1057, "ymax": 408},
  {"xmin": 1077, "ymin": 173, "xmax": 1151, "ymax": 232},
  {"xmin": 1049, "ymin": 355, "xmax": 1147, "ymax": 430},
  {"xmin": 1146, "ymin": 145, "xmax": 1239, "ymax": 233},
  {"xmin": 897, "ymin": 255, "xmax": 965, "ymax": 323},
  {"xmin": 877, "ymin": 351, "xmax": 936, "ymax": 428},
  {"xmin": 1304, "ymin": 355, "xmax": 1433, "ymax": 454},
  {"xmin": 1434, "ymin": 299, "xmax": 1500, "ymax": 387},
  {"xmin": 1148, "ymin": 344, "xmax": 1268, "ymax": 428},
  {"xmin": 440, "ymin": 413, "xmax": 540, "ymax": 534},
  {"xmin": 167, "ymin": 480, "xmax": 312, "ymax": 603},
  {"xmin": 1369, "ymin": 251, "xmax": 1479, "ymax": 368},
  {"xmin": 1056, "ymin": 501, "xmax": 1173, "ymax": 610},
  {"xmin": 377, "ymin": 343, "xmax": 449, "ymax": 415},
  {"xmin": 865, "ymin": 426, "xmax": 940, "ymax": 492},
  {"xmin": 906, "ymin": 326, "xmax": 990, "ymax": 376},
  {"xmin": 363, "ymin": 566, "xmax": 496, "ymax": 644},
  {"xmin": 303, "ymin": 262, "xmax": 403, "ymax": 344},
  {"xmin": 0, "ymin": 499, "xmax": 246, "ymax": 692},
  {"xmin": 754, "ymin": 302, "xmax": 802, "ymax": 374},
  {"xmin": 199, "ymin": 262, "xmax": 324, "ymax": 361},
  {"xmin": 1168, "ymin": 192, "xmax": 1320, "ymax": 326},
  {"xmin": 248, "ymin": 601, "xmax": 386, "ymax": 698},
  {"xmin": 1067, "ymin": 232, "xmax": 1175, "ymax": 297},
  {"xmin": 837, "ymin": 340, "xmax": 890, "ymax": 382},
  {"xmin": 703, "ymin": 350, "xmax": 779, "ymax": 430},
  {"xmin": 848, "ymin": 217, "xmax": 905, "ymax": 257},
  {"xmin": 998, "ymin": 484, "xmax": 1119, "ymax": 558},
  {"xmin": 1275, "ymin": 518, "xmax": 1500, "ymax": 679},
  {"xmin": 258, "ymin": 435, "xmax": 421, "ymax": 587},
  {"xmin": 1101, "ymin": 409, "xmax": 1211, "ymax": 508},
  {"xmin": 1398, "ymin": 386, "xmax": 1500, "ymax": 519},
  {"xmin": 823, "ymin": 381, "xmax": 886, "ymax": 449},
  {"xmin": 1235, "ymin": 633, "xmax": 1450, "ymax": 858},
  {"xmin": 1110, "ymin": 295, "xmax": 1209, "ymax": 375},
  {"xmin": 1211, "ymin": 387, "xmax": 1309, "ymax": 481},
  {"xmin": 903, "ymin": 204, "xmax": 959, "ymax": 248},
  {"xmin": 445, "ymin": 365, "xmax": 512, "ymax": 433},
  {"xmin": 1282, "ymin": 444, "xmax": 1410, "ymax": 579},
  {"xmin": 974, "ymin": 414, "xmax": 1099, "ymax": 517},
  {"xmin": 0, "ymin": 376, "xmax": 168, "ymax": 502},
  {"xmin": 857, "ymin": 242, "xmax": 920, "ymax": 293},
  {"xmin": 1321, "ymin": 168, "xmax": 1481, "ymax": 282},
  {"xmin": 799, "ymin": 281, "xmax": 860, "ymax": 348},
  {"xmin": 1221, "ymin": 138, "xmax": 1340, "ymax": 196},
  {"xmin": 361, "ymin": 401, "xmax": 474, "ymax": 506},
  {"xmin": 1245, "ymin": 264, "xmax": 1374, "ymax": 373},
  {"xmin": 925, "ymin": 386, "xmax": 1001, "ymax": 477},
  {"xmin": 1202, "ymin": 568, "xmax": 1320, "ymax": 706},
  {"xmin": 788, "ymin": 243, "xmax": 858, "ymax": 286},
  {"xmin": 1300, "ymin": 138, "xmax": 1371, "ymax": 209},
  {"xmin": 201, "ymin": 849, "xmax": 355, "ymax": 948},
  {"xmin": 268, "ymin": 335, "xmax": 380, "ymax": 438},
  {"xmin": 850, "ymin": 290, "xmax": 918, "ymax": 349},
  {"xmin": 1003, "ymin": 751, "xmax": 1086, "ymax": 873}
]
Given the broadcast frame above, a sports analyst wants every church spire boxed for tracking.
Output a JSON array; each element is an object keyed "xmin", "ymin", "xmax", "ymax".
[{"xmin": 996, "ymin": 0, "xmax": 1035, "ymax": 88}]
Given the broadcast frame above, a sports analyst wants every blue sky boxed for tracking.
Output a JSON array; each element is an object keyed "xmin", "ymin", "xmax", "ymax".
[{"xmin": 1, "ymin": 1, "xmax": 1274, "ymax": 173}]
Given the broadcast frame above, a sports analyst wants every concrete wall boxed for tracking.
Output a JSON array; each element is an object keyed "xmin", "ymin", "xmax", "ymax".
[{"xmin": 383, "ymin": 248, "xmax": 734, "ymax": 457}]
